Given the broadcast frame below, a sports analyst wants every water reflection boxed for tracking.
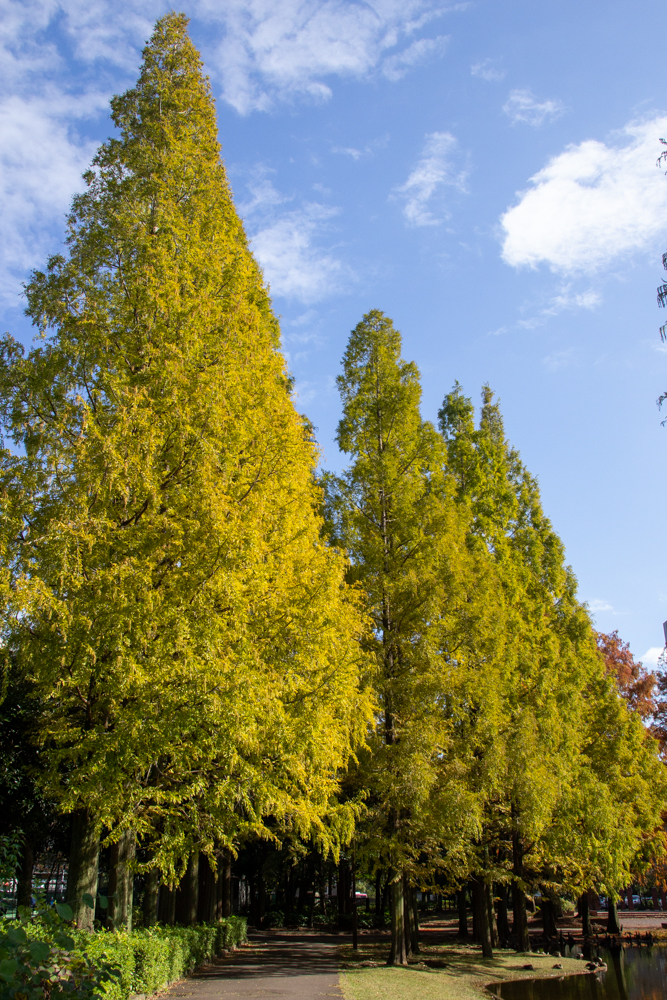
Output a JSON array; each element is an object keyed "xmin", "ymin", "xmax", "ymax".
[{"xmin": 488, "ymin": 947, "xmax": 667, "ymax": 1000}]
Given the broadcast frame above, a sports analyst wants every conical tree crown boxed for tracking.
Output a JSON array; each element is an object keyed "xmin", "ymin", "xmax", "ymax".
[{"xmin": 0, "ymin": 14, "xmax": 367, "ymax": 860}]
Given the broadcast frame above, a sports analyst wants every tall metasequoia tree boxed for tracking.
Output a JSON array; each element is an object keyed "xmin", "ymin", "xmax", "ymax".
[
  {"xmin": 325, "ymin": 311, "xmax": 493, "ymax": 964},
  {"xmin": 439, "ymin": 385, "xmax": 667, "ymax": 949},
  {"xmin": 0, "ymin": 13, "xmax": 369, "ymax": 928}
]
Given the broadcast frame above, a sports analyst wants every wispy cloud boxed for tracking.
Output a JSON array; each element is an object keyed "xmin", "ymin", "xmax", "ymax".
[
  {"xmin": 501, "ymin": 116, "xmax": 667, "ymax": 273},
  {"xmin": 642, "ymin": 646, "xmax": 665, "ymax": 667},
  {"xmin": 471, "ymin": 58, "xmax": 504, "ymax": 82},
  {"xmin": 382, "ymin": 34, "xmax": 449, "ymax": 82},
  {"xmin": 394, "ymin": 131, "xmax": 467, "ymax": 226},
  {"xmin": 542, "ymin": 349, "xmax": 573, "ymax": 372},
  {"xmin": 517, "ymin": 284, "xmax": 601, "ymax": 329},
  {"xmin": 250, "ymin": 202, "xmax": 352, "ymax": 303},
  {"xmin": 331, "ymin": 135, "xmax": 390, "ymax": 160},
  {"xmin": 0, "ymin": 92, "xmax": 105, "ymax": 305},
  {"xmin": 0, "ymin": 0, "xmax": 461, "ymax": 309},
  {"xmin": 503, "ymin": 88, "xmax": 565, "ymax": 126},
  {"xmin": 588, "ymin": 599, "xmax": 614, "ymax": 613},
  {"xmin": 205, "ymin": 0, "xmax": 459, "ymax": 113}
]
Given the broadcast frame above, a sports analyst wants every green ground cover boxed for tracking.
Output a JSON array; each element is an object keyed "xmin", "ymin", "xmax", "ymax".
[{"xmin": 339, "ymin": 940, "xmax": 587, "ymax": 1000}]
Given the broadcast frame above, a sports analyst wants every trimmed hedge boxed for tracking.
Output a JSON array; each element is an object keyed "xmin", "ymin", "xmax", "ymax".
[
  {"xmin": 22, "ymin": 918, "xmax": 246, "ymax": 1000},
  {"xmin": 88, "ymin": 920, "xmax": 247, "ymax": 1000}
]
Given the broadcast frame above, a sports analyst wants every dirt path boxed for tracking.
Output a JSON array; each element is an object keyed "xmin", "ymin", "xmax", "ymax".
[{"xmin": 163, "ymin": 931, "xmax": 344, "ymax": 1000}]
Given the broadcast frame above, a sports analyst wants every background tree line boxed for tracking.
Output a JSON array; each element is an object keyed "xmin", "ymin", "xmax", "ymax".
[{"xmin": 1, "ymin": 11, "xmax": 666, "ymax": 968}]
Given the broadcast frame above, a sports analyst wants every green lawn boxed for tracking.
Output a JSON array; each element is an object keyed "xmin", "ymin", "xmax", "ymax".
[{"xmin": 339, "ymin": 940, "xmax": 587, "ymax": 1000}]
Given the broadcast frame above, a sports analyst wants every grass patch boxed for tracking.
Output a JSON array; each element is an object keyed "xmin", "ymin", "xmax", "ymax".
[{"xmin": 339, "ymin": 940, "xmax": 587, "ymax": 1000}]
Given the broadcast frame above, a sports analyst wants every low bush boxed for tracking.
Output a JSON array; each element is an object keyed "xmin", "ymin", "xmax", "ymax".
[
  {"xmin": 85, "ymin": 918, "xmax": 247, "ymax": 1000},
  {"xmin": 0, "ymin": 901, "xmax": 118, "ymax": 1000},
  {"xmin": 10, "ymin": 903, "xmax": 246, "ymax": 1000}
]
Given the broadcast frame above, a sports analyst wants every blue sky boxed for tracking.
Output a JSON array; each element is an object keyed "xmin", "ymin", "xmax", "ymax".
[{"xmin": 2, "ymin": 0, "xmax": 667, "ymax": 664}]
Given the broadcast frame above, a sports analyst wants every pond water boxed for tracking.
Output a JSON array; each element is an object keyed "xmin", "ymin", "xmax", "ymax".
[{"xmin": 488, "ymin": 948, "xmax": 667, "ymax": 1000}]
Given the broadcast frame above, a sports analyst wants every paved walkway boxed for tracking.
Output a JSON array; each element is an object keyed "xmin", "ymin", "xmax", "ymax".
[{"xmin": 163, "ymin": 932, "xmax": 344, "ymax": 1000}]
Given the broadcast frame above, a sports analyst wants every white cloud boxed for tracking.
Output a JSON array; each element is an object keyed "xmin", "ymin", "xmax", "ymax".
[
  {"xmin": 503, "ymin": 89, "xmax": 565, "ymax": 127},
  {"xmin": 471, "ymin": 58, "xmax": 504, "ymax": 82},
  {"xmin": 501, "ymin": 116, "xmax": 667, "ymax": 273},
  {"xmin": 518, "ymin": 285, "xmax": 601, "ymax": 329},
  {"xmin": 394, "ymin": 131, "xmax": 467, "ymax": 226},
  {"xmin": 542, "ymin": 349, "xmax": 573, "ymax": 372},
  {"xmin": 642, "ymin": 646, "xmax": 665, "ymax": 667},
  {"xmin": 0, "ymin": 92, "xmax": 104, "ymax": 305},
  {"xmin": 382, "ymin": 34, "xmax": 449, "ymax": 82},
  {"xmin": 0, "ymin": 0, "xmax": 460, "ymax": 310},
  {"xmin": 332, "ymin": 145, "xmax": 363, "ymax": 159},
  {"xmin": 249, "ymin": 202, "xmax": 351, "ymax": 303},
  {"xmin": 589, "ymin": 599, "xmax": 614, "ymax": 612},
  {"xmin": 202, "ymin": 0, "xmax": 457, "ymax": 113},
  {"xmin": 545, "ymin": 285, "xmax": 601, "ymax": 315}
]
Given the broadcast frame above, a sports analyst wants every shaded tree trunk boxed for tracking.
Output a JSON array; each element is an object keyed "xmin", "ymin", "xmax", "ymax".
[
  {"xmin": 220, "ymin": 849, "xmax": 232, "ymax": 918},
  {"xmin": 16, "ymin": 838, "xmax": 35, "ymax": 909},
  {"xmin": 402, "ymin": 874, "xmax": 412, "ymax": 959},
  {"xmin": 607, "ymin": 896, "xmax": 621, "ymax": 934},
  {"xmin": 158, "ymin": 883, "xmax": 176, "ymax": 924},
  {"xmin": 457, "ymin": 887, "xmax": 468, "ymax": 937},
  {"xmin": 175, "ymin": 852, "xmax": 199, "ymax": 926},
  {"xmin": 197, "ymin": 854, "xmax": 217, "ymax": 923},
  {"xmin": 487, "ymin": 882, "xmax": 498, "ymax": 948},
  {"xmin": 107, "ymin": 829, "xmax": 135, "ymax": 931},
  {"xmin": 381, "ymin": 873, "xmax": 390, "ymax": 923},
  {"xmin": 512, "ymin": 833, "xmax": 530, "ymax": 953},
  {"xmin": 578, "ymin": 892, "xmax": 591, "ymax": 938},
  {"xmin": 319, "ymin": 865, "xmax": 327, "ymax": 920},
  {"xmin": 387, "ymin": 875, "xmax": 408, "ymax": 966},
  {"xmin": 143, "ymin": 868, "xmax": 159, "ymax": 928},
  {"xmin": 497, "ymin": 884, "xmax": 511, "ymax": 945},
  {"xmin": 411, "ymin": 887, "xmax": 420, "ymax": 954},
  {"xmin": 375, "ymin": 869, "xmax": 384, "ymax": 927},
  {"xmin": 472, "ymin": 876, "xmax": 493, "ymax": 958},
  {"xmin": 66, "ymin": 809, "xmax": 100, "ymax": 932},
  {"xmin": 541, "ymin": 896, "xmax": 557, "ymax": 940}
]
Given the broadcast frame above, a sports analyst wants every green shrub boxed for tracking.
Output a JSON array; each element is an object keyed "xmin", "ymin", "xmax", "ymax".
[
  {"xmin": 0, "ymin": 901, "xmax": 119, "ymax": 1000},
  {"xmin": 90, "ymin": 919, "xmax": 247, "ymax": 1000},
  {"xmin": 13, "ymin": 909, "xmax": 246, "ymax": 1000}
]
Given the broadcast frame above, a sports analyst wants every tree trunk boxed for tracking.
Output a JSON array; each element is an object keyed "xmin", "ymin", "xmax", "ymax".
[
  {"xmin": 497, "ymin": 884, "xmax": 511, "ymax": 945},
  {"xmin": 319, "ymin": 864, "xmax": 327, "ymax": 920},
  {"xmin": 487, "ymin": 882, "xmax": 498, "ymax": 948},
  {"xmin": 402, "ymin": 874, "xmax": 412, "ymax": 959},
  {"xmin": 381, "ymin": 873, "xmax": 390, "ymax": 924},
  {"xmin": 607, "ymin": 896, "xmax": 621, "ymax": 934},
  {"xmin": 652, "ymin": 888, "xmax": 659, "ymax": 911},
  {"xmin": 578, "ymin": 892, "xmax": 591, "ymax": 938},
  {"xmin": 16, "ymin": 838, "xmax": 35, "ymax": 909},
  {"xmin": 158, "ymin": 883, "xmax": 175, "ymax": 924},
  {"xmin": 143, "ymin": 868, "xmax": 159, "ymax": 927},
  {"xmin": 220, "ymin": 849, "xmax": 232, "ymax": 918},
  {"xmin": 107, "ymin": 829, "xmax": 135, "ymax": 931},
  {"xmin": 626, "ymin": 887, "xmax": 634, "ymax": 911},
  {"xmin": 66, "ymin": 809, "xmax": 100, "ymax": 932},
  {"xmin": 176, "ymin": 852, "xmax": 199, "ymax": 925},
  {"xmin": 512, "ymin": 833, "xmax": 530, "ymax": 953},
  {"xmin": 541, "ymin": 897, "xmax": 557, "ymax": 940},
  {"xmin": 387, "ymin": 875, "xmax": 408, "ymax": 966},
  {"xmin": 472, "ymin": 876, "xmax": 493, "ymax": 958},
  {"xmin": 197, "ymin": 854, "xmax": 216, "ymax": 923},
  {"xmin": 457, "ymin": 887, "xmax": 468, "ymax": 937},
  {"xmin": 411, "ymin": 887, "xmax": 420, "ymax": 954},
  {"xmin": 375, "ymin": 869, "xmax": 384, "ymax": 927}
]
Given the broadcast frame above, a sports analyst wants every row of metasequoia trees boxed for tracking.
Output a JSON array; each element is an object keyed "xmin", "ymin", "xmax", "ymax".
[{"xmin": 1, "ymin": 12, "xmax": 667, "ymax": 964}]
